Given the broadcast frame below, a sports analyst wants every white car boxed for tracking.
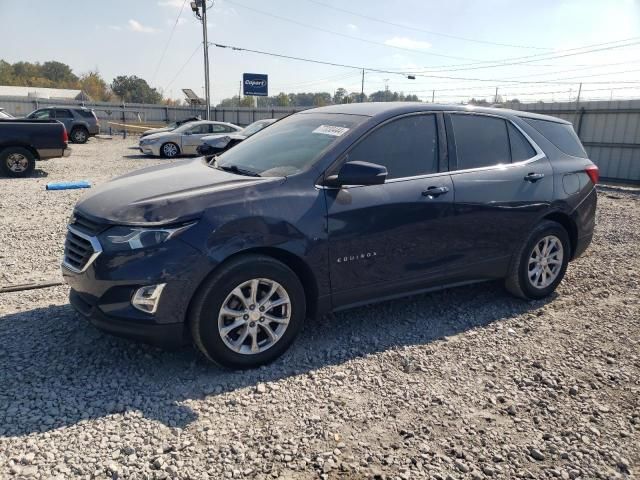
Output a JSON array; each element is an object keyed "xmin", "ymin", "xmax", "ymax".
[{"xmin": 139, "ymin": 120, "xmax": 241, "ymax": 157}]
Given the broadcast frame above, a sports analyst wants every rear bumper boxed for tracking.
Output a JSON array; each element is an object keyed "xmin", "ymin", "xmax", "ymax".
[
  {"xmin": 63, "ymin": 147, "xmax": 72, "ymax": 157},
  {"xmin": 69, "ymin": 289, "xmax": 188, "ymax": 349}
]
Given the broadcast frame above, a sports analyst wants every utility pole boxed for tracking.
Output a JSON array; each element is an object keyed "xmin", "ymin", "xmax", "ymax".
[
  {"xmin": 574, "ymin": 82, "xmax": 583, "ymax": 125},
  {"xmin": 191, "ymin": 0, "xmax": 211, "ymax": 119},
  {"xmin": 360, "ymin": 69, "xmax": 365, "ymax": 103},
  {"xmin": 384, "ymin": 79, "xmax": 389, "ymax": 102},
  {"xmin": 494, "ymin": 87, "xmax": 499, "ymax": 104},
  {"xmin": 238, "ymin": 80, "xmax": 241, "ymax": 107},
  {"xmin": 432, "ymin": 90, "xmax": 435, "ymax": 103}
]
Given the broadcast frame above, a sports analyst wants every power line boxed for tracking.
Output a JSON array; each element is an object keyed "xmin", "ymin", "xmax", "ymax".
[
  {"xmin": 164, "ymin": 43, "xmax": 202, "ymax": 91},
  {"xmin": 152, "ymin": 0, "xmax": 189, "ymax": 84},
  {"xmin": 222, "ymin": 0, "xmax": 479, "ymax": 62},
  {"xmin": 305, "ymin": 0, "xmax": 551, "ymax": 51},
  {"xmin": 211, "ymin": 42, "xmax": 640, "ymax": 86}
]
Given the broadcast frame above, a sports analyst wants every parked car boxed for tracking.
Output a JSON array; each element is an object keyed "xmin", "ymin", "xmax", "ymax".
[
  {"xmin": 197, "ymin": 118, "xmax": 277, "ymax": 158},
  {"xmin": 61, "ymin": 103, "xmax": 597, "ymax": 369},
  {"xmin": 0, "ymin": 108, "xmax": 14, "ymax": 119},
  {"xmin": 26, "ymin": 107, "xmax": 99, "ymax": 144},
  {"xmin": 138, "ymin": 120, "xmax": 241, "ymax": 157},
  {"xmin": 140, "ymin": 116, "xmax": 201, "ymax": 138},
  {"xmin": 0, "ymin": 118, "xmax": 71, "ymax": 177}
]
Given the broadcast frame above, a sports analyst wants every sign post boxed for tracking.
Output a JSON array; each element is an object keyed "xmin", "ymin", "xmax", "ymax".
[{"xmin": 243, "ymin": 73, "xmax": 268, "ymax": 97}]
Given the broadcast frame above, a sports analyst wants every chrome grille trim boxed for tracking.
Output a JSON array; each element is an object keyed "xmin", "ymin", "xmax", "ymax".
[{"xmin": 62, "ymin": 225, "xmax": 103, "ymax": 273}]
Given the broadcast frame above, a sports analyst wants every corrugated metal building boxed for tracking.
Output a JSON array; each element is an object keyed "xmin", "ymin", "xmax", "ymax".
[{"xmin": 0, "ymin": 85, "xmax": 89, "ymax": 100}]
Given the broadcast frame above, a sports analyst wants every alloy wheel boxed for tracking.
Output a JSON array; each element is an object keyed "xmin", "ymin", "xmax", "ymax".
[
  {"xmin": 217, "ymin": 278, "xmax": 291, "ymax": 355},
  {"xmin": 6, "ymin": 153, "xmax": 29, "ymax": 173},
  {"xmin": 163, "ymin": 143, "xmax": 178, "ymax": 157},
  {"xmin": 528, "ymin": 235, "xmax": 564, "ymax": 289}
]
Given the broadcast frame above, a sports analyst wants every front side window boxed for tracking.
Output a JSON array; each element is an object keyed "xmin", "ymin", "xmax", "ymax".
[
  {"xmin": 347, "ymin": 114, "xmax": 438, "ymax": 179},
  {"xmin": 30, "ymin": 109, "xmax": 51, "ymax": 119},
  {"xmin": 210, "ymin": 124, "xmax": 227, "ymax": 133},
  {"xmin": 188, "ymin": 124, "xmax": 209, "ymax": 135},
  {"xmin": 450, "ymin": 114, "xmax": 510, "ymax": 170},
  {"xmin": 217, "ymin": 113, "xmax": 367, "ymax": 177}
]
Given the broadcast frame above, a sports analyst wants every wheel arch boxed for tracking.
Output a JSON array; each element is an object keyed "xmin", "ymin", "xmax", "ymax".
[
  {"xmin": 0, "ymin": 144, "xmax": 39, "ymax": 161},
  {"xmin": 543, "ymin": 211, "xmax": 578, "ymax": 259},
  {"xmin": 187, "ymin": 246, "xmax": 320, "ymax": 321}
]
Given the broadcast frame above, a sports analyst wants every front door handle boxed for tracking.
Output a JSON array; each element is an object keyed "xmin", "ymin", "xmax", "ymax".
[
  {"xmin": 524, "ymin": 172, "xmax": 545, "ymax": 182},
  {"xmin": 422, "ymin": 185, "xmax": 450, "ymax": 197}
]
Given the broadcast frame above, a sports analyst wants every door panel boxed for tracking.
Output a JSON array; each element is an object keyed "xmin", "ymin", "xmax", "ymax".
[
  {"xmin": 446, "ymin": 113, "xmax": 554, "ymax": 270},
  {"xmin": 326, "ymin": 174, "xmax": 456, "ymax": 300}
]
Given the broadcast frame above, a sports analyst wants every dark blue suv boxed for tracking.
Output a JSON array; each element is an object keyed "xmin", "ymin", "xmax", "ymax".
[{"xmin": 61, "ymin": 103, "xmax": 598, "ymax": 369}]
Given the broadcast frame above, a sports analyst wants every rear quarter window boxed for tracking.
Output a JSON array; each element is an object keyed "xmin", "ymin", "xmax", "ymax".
[
  {"xmin": 76, "ymin": 109, "xmax": 96, "ymax": 119},
  {"xmin": 524, "ymin": 118, "xmax": 587, "ymax": 158}
]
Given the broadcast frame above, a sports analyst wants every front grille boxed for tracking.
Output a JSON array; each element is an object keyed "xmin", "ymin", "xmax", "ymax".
[
  {"xmin": 70, "ymin": 212, "xmax": 106, "ymax": 236},
  {"xmin": 63, "ymin": 227, "xmax": 101, "ymax": 273}
]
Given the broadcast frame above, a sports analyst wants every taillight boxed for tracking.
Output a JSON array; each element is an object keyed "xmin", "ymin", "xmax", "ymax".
[
  {"xmin": 585, "ymin": 165, "xmax": 599, "ymax": 185},
  {"xmin": 62, "ymin": 128, "xmax": 68, "ymax": 144}
]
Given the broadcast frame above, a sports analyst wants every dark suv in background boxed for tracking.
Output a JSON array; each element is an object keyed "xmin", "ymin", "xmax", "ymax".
[
  {"xmin": 61, "ymin": 103, "xmax": 597, "ymax": 369},
  {"xmin": 27, "ymin": 107, "xmax": 99, "ymax": 143}
]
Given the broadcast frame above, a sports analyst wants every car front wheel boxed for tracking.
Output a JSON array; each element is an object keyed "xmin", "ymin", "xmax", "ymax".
[
  {"xmin": 189, "ymin": 254, "xmax": 306, "ymax": 369},
  {"xmin": 505, "ymin": 220, "xmax": 571, "ymax": 300},
  {"xmin": 161, "ymin": 142, "xmax": 180, "ymax": 158}
]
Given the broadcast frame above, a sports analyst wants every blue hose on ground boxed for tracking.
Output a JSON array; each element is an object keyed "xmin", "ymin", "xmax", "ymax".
[{"xmin": 45, "ymin": 181, "xmax": 92, "ymax": 190}]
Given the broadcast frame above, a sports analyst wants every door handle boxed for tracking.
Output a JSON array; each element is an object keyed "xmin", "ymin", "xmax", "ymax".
[
  {"xmin": 524, "ymin": 172, "xmax": 545, "ymax": 182},
  {"xmin": 422, "ymin": 185, "xmax": 450, "ymax": 197}
]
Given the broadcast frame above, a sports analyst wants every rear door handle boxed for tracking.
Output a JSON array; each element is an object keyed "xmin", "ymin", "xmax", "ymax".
[
  {"xmin": 422, "ymin": 185, "xmax": 450, "ymax": 197},
  {"xmin": 524, "ymin": 172, "xmax": 545, "ymax": 182}
]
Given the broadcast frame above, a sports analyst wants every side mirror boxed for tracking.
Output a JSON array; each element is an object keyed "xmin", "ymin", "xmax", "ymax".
[{"xmin": 325, "ymin": 161, "xmax": 387, "ymax": 187}]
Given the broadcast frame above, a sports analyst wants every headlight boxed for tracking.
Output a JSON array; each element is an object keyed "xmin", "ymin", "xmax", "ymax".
[{"xmin": 99, "ymin": 223, "xmax": 194, "ymax": 252}]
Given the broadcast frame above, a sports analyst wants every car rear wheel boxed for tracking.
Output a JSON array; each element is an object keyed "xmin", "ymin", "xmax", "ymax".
[
  {"xmin": 189, "ymin": 254, "xmax": 306, "ymax": 369},
  {"xmin": 0, "ymin": 147, "xmax": 36, "ymax": 178},
  {"xmin": 70, "ymin": 127, "xmax": 89, "ymax": 144},
  {"xmin": 505, "ymin": 220, "xmax": 570, "ymax": 300},
  {"xmin": 161, "ymin": 142, "xmax": 180, "ymax": 158}
]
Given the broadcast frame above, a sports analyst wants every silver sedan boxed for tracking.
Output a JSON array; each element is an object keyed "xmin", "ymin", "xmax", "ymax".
[{"xmin": 138, "ymin": 120, "xmax": 241, "ymax": 157}]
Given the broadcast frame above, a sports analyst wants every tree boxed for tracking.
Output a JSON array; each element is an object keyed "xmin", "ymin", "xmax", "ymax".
[
  {"xmin": 79, "ymin": 71, "xmax": 109, "ymax": 101},
  {"xmin": 333, "ymin": 87, "xmax": 348, "ymax": 104},
  {"xmin": 41, "ymin": 61, "xmax": 78, "ymax": 86},
  {"xmin": 110, "ymin": 75, "xmax": 162, "ymax": 104}
]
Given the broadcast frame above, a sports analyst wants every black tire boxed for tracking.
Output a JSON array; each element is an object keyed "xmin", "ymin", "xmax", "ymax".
[
  {"xmin": 70, "ymin": 127, "xmax": 89, "ymax": 144},
  {"xmin": 160, "ymin": 142, "xmax": 180, "ymax": 158},
  {"xmin": 0, "ymin": 147, "xmax": 36, "ymax": 178},
  {"xmin": 505, "ymin": 220, "xmax": 571, "ymax": 300},
  {"xmin": 189, "ymin": 254, "xmax": 306, "ymax": 369}
]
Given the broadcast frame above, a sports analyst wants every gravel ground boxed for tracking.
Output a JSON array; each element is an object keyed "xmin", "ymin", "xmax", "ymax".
[{"xmin": 0, "ymin": 138, "xmax": 639, "ymax": 479}]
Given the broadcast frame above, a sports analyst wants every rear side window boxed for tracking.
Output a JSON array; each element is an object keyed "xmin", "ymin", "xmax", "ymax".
[
  {"xmin": 77, "ymin": 109, "xmax": 95, "ymax": 118},
  {"xmin": 508, "ymin": 123, "xmax": 536, "ymax": 161},
  {"xmin": 450, "ymin": 114, "xmax": 510, "ymax": 170},
  {"xmin": 55, "ymin": 109, "xmax": 73, "ymax": 119},
  {"xmin": 348, "ymin": 114, "xmax": 438, "ymax": 179},
  {"xmin": 524, "ymin": 118, "xmax": 587, "ymax": 158}
]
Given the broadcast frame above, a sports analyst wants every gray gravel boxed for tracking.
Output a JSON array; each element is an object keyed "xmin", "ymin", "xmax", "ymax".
[{"xmin": 1, "ymin": 138, "xmax": 639, "ymax": 479}]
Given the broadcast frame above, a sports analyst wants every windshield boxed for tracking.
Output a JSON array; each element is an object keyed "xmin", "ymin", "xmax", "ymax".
[
  {"xmin": 241, "ymin": 119, "xmax": 274, "ymax": 137},
  {"xmin": 0, "ymin": 110, "xmax": 12, "ymax": 119},
  {"xmin": 217, "ymin": 113, "xmax": 367, "ymax": 177}
]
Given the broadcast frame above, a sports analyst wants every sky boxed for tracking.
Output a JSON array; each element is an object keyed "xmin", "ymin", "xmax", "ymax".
[{"xmin": 1, "ymin": 0, "xmax": 640, "ymax": 105}]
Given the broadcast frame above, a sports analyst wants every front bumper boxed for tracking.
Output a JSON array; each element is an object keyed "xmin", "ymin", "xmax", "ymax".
[
  {"xmin": 70, "ymin": 289, "xmax": 187, "ymax": 349},
  {"xmin": 139, "ymin": 144, "xmax": 160, "ymax": 156},
  {"xmin": 62, "ymin": 236, "xmax": 214, "ymax": 349}
]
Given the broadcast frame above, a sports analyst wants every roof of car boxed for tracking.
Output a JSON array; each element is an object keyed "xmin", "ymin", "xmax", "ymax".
[
  {"xmin": 190, "ymin": 120, "xmax": 239, "ymax": 127},
  {"xmin": 303, "ymin": 102, "xmax": 571, "ymax": 124}
]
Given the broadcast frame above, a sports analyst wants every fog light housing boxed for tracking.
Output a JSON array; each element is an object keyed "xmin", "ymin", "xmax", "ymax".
[{"xmin": 132, "ymin": 283, "xmax": 166, "ymax": 314}]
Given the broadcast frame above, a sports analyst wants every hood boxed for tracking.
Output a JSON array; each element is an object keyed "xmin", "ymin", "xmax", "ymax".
[
  {"xmin": 140, "ymin": 130, "xmax": 174, "ymax": 141},
  {"xmin": 75, "ymin": 157, "xmax": 281, "ymax": 225},
  {"xmin": 141, "ymin": 126, "xmax": 174, "ymax": 137}
]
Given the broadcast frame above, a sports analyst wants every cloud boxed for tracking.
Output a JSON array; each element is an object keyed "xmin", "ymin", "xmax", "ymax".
[
  {"xmin": 158, "ymin": 0, "xmax": 184, "ymax": 7},
  {"xmin": 346, "ymin": 23, "xmax": 358, "ymax": 31},
  {"xmin": 108, "ymin": 25, "xmax": 122, "ymax": 31},
  {"xmin": 128, "ymin": 19, "xmax": 158, "ymax": 33},
  {"xmin": 384, "ymin": 37, "xmax": 432, "ymax": 51}
]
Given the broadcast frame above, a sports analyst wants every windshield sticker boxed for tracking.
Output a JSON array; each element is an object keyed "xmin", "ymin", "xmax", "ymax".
[{"xmin": 312, "ymin": 125, "xmax": 350, "ymax": 137}]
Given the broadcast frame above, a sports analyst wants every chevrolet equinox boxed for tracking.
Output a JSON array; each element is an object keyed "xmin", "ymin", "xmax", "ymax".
[{"xmin": 61, "ymin": 103, "xmax": 598, "ymax": 369}]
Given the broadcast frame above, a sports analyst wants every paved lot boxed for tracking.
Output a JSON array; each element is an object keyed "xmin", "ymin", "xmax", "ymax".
[{"xmin": 0, "ymin": 138, "xmax": 638, "ymax": 479}]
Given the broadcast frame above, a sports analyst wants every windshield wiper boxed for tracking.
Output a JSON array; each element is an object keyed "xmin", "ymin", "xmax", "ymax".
[{"xmin": 215, "ymin": 163, "xmax": 261, "ymax": 177}]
